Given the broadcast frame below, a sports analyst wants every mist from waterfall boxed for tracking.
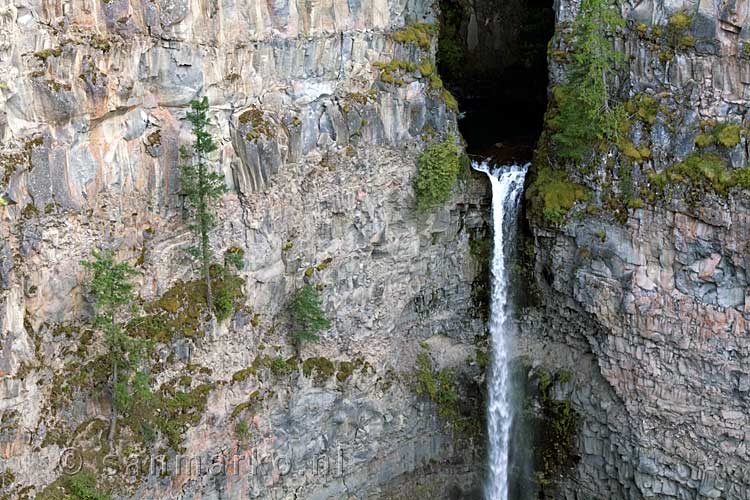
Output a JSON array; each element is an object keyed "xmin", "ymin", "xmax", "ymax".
[{"xmin": 474, "ymin": 160, "xmax": 528, "ymax": 500}]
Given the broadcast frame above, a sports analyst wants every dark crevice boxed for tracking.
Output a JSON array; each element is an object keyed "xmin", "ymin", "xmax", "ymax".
[{"xmin": 438, "ymin": 0, "xmax": 555, "ymax": 164}]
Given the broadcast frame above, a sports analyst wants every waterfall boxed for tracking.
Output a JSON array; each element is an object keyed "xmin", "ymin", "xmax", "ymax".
[{"xmin": 474, "ymin": 160, "xmax": 528, "ymax": 500}]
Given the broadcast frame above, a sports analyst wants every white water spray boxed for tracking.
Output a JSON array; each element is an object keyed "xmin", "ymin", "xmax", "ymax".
[{"xmin": 474, "ymin": 160, "xmax": 528, "ymax": 500}]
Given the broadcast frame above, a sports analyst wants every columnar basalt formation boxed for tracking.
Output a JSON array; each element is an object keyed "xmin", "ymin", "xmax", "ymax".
[
  {"xmin": 522, "ymin": 0, "xmax": 750, "ymax": 498},
  {"xmin": 0, "ymin": 1, "xmax": 489, "ymax": 498}
]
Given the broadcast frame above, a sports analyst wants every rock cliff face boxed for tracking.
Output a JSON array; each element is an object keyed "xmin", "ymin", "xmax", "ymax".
[
  {"xmin": 0, "ymin": 1, "xmax": 489, "ymax": 498},
  {"xmin": 521, "ymin": 0, "xmax": 750, "ymax": 498}
]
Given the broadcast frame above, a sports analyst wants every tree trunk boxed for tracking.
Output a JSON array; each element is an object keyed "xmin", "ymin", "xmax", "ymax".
[
  {"xmin": 198, "ymin": 156, "xmax": 213, "ymax": 313},
  {"xmin": 202, "ymin": 223, "xmax": 213, "ymax": 312},
  {"xmin": 108, "ymin": 357, "xmax": 117, "ymax": 443}
]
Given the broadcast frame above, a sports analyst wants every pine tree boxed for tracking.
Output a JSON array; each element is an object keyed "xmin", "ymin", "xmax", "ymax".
[
  {"xmin": 82, "ymin": 250, "xmax": 144, "ymax": 442},
  {"xmin": 288, "ymin": 285, "xmax": 331, "ymax": 352},
  {"xmin": 180, "ymin": 97, "xmax": 228, "ymax": 312},
  {"xmin": 550, "ymin": 0, "xmax": 627, "ymax": 159}
]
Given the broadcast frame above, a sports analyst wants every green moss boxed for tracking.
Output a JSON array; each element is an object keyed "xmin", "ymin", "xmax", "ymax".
[
  {"xmin": 679, "ymin": 35, "xmax": 695, "ymax": 48},
  {"xmin": 374, "ymin": 59, "xmax": 416, "ymax": 86},
  {"xmin": 128, "ymin": 271, "xmax": 243, "ymax": 341},
  {"xmin": 529, "ymin": 368, "xmax": 581, "ymax": 491},
  {"xmin": 442, "ymin": 89, "xmax": 459, "ymax": 112},
  {"xmin": 336, "ymin": 361, "xmax": 355, "ymax": 382},
  {"xmin": 526, "ymin": 167, "xmax": 589, "ymax": 224},
  {"xmin": 392, "ymin": 23, "xmax": 437, "ymax": 49},
  {"xmin": 714, "ymin": 123, "xmax": 741, "ymax": 148},
  {"xmin": 235, "ymin": 420, "xmax": 251, "ymax": 442},
  {"xmin": 667, "ymin": 12, "xmax": 691, "ymax": 33},
  {"xmin": 34, "ymin": 48, "xmax": 62, "ymax": 61},
  {"xmin": 302, "ymin": 357, "xmax": 335, "ymax": 384},
  {"xmin": 137, "ymin": 383, "xmax": 213, "ymax": 450},
  {"xmin": 414, "ymin": 352, "xmax": 466, "ymax": 431},
  {"xmin": 625, "ymin": 94, "xmax": 658, "ymax": 125},
  {"xmin": 89, "ymin": 35, "xmax": 111, "ymax": 52},
  {"xmin": 659, "ymin": 49, "xmax": 674, "ymax": 63},
  {"xmin": 670, "ymin": 152, "xmax": 740, "ymax": 194},
  {"xmin": 21, "ymin": 203, "xmax": 39, "ymax": 218},
  {"xmin": 232, "ymin": 366, "xmax": 256, "ymax": 383},
  {"xmin": 414, "ymin": 136, "xmax": 462, "ymax": 211},
  {"xmin": 2, "ymin": 468, "xmax": 15, "ymax": 488},
  {"xmin": 695, "ymin": 133, "xmax": 714, "ymax": 148},
  {"xmin": 37, "ymin": 471, "xmax": 111, "ymax": 500},
  {"xmin": 231, "ymin": 391, "xmax": 260, "ymax": 419},
  {"xmin": 469, "ymin": 238, "xmax": 492, "ymax": 260},
  {"xmin": 417, "ymin": 60, "xmax": 433, "ymax": 77},
  {"xmin": 239, "ymin": 107, "xmax": 273, "ymax": 141},
  {"xmin": 626, "ymin": 197, "xmax": 645, "ymax": 209},
  {"xmin": 619, "ymin": 141, "xmax": 643, "ymax": 161}
]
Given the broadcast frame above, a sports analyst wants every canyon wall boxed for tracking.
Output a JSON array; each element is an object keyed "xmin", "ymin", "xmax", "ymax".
[
  {"xmin": 522, "ymin": 0, "xmax": 750, "ymax": 498},
  {"xmin": 0, "ymin": 1, "xmax": 489, "ymax": 498}
]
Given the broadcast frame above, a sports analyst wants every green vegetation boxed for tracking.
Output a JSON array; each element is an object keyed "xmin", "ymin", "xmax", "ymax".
[
  {"xmin": 374, "ymin": 59, "xmax": 417, "ymax": 85},
  {"xmin": 235, "ymin": 420, "xmax": 251, "ymax": 442},
  {"xmin": 547, "ymin": 0, "xmax": 626, "ymax": 161},
  {"xmin": 625, "ymin": 94, "xmax": 658, "ymax": 125},
  {"xmin": 127, "ymin": 270, "xmax": 243, "ymax": 341},
  {"xmin": 37, "ymin": 471, "xmax": 111, "ymax": 500},
  {"xmin": 414, "ymin": 136, "xmax": 462, "ymax": 211},
  {"xmin": 82, "ymin": 250, "xmax": 145, "ymax": 443},
  {"xmin": 714, "ymin": 123, "xmax": 741, "ymax": 148},
  {"xmin": 695, "ymin": 132, "xmax": 714, "ymax": 148},
  {"xmin": 414, "ymin": 352, "xmax": 466, "ymax": 431},
  {"xmin": 529, "ymin": 369, "xmax": 581, "ymax": 492},
  {"xmin": 302, "ymin": 357, "xmax": 335, "ymax": 384},
  {"xmin": 34, "ymin": 48, "xmax": 62, "ymax": 61},
  {"xmin": 669, "ymin": 152, "xmax": 750, "ymax": 194},
  {"xmin": 123, "ymin": 382, "xmax": 213, "ymax": 450},
  {"xmin": 392, "ymin": 23, "xmax": 437, "ymax": 50},
  {"xmin": 179, "ymin": 97, "xmax": 228, "ymax": 314},
  {"xmin": 526, "ymin": 167, "xmax": 588, "ymax": 223},
  {"xmin": 666, "ymin": 12, "xmax": 692, "ymax": 46},
  {"xmin": 287, "ymin": 285, "xmax": 331, "ymax": 348},
  {"xmin": 224, "ymin": 246, "xmax": 245, "ymax": 270},
  {"xmin": 238, "ymin": 106, "xmax": 273, "ymax": 141},
  {"xmin": 437, "ymin": 1, "xmax": 465, "ymax": 77}
]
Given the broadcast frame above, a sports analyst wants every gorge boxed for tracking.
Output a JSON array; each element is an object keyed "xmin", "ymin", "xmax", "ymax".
[{"xmin": 1, "ymin": 0, "xmax": 750, "ymax": 499}]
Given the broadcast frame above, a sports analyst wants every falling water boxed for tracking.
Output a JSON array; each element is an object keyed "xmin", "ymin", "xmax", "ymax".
[{"xmin": 474, "ymin": 160, "xmax": 528, "ymax": 500}]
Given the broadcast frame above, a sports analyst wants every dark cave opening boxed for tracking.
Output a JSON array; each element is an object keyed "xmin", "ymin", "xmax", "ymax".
[{"xmin": 438, "ymin": 0, "xmax": 556, "ymax": 164}]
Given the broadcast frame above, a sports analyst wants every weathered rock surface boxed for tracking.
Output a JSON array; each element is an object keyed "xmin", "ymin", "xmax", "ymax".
[
  {"xmin": 0, "ymin": 1, "xmax": 487, "ymax": 499},
  {"xmin": 523, "ymin": 0, "xmax": 750, "ymax": 498}
]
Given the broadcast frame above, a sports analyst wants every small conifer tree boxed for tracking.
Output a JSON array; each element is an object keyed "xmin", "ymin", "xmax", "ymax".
[{"xmin": 180, "ymin": 96, "xmax": 228, "ymax": 313}]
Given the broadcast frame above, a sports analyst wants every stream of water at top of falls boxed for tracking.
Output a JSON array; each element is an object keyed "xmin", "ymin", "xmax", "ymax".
[{"xmin": 474, "ymin": 160, "xmax": 528, "ymax": 500}]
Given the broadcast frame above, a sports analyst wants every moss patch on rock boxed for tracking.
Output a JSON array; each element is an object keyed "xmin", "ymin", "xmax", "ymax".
[{"xmin": 526, "ymin": 167, "xmax": 588, "ymax": 224}]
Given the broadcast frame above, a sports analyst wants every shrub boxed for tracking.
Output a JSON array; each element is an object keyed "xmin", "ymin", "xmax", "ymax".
[
  {"xmin": 63, "ymin": 471, "xmax": 110, "ymax": 500},
  {"xmin": 288, "ymin": 285, "xmax": 331, "ymax": 346},
  {"xmin": 414, "ymin": 136, "xmax": 462, "ymax": 211}
]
